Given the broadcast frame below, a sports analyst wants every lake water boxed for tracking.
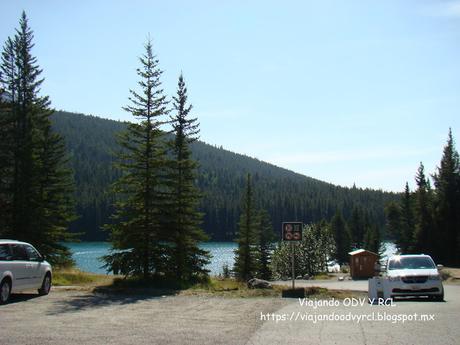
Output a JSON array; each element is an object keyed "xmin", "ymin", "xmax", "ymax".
[
  {"xmin": 67, "ymin": 241, "xmax": 397, "ymax": 276},
  {"xmin": 68, "ymin": 242, "xmax": 237, "ymax": 276}
]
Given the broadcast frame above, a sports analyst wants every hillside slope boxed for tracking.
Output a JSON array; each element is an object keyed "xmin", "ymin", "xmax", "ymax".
[{"xmin": 51, "ymin": 111, "xmax": 398, "ymax": 241}]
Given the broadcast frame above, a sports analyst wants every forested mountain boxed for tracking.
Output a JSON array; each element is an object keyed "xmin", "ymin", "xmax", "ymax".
[{"xmin": 51, "ymin": 111, "xmax": 398, "ymax": 241}]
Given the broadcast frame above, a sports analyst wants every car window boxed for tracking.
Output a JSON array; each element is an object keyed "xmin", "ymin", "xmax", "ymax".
[
  {"xmin": 388, "ymin": 257, "xmax": 435, "ymax": 270},
  {"xmin": 10, "ymin": 244, "xmax": 29, "ymax": 261},
  {"xmin": 24, "ymin": 245, "xmax": 41, "ymax": 262},
  {"xmin": 0, "ymin": 244, "xmax": 13, "ymax": 261}
]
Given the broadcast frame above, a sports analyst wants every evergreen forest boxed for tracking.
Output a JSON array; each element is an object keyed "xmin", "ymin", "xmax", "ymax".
[
  {"xmin": 385, "ymin": 129, "xmax": 460, "ymax": 267},
  {"xmin": 50, "ymin": 110, "xmax": 399, "ymax": 242}
]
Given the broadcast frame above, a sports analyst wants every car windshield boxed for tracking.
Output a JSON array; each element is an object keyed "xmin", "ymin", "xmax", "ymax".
[{"xmin": 388, "ymin": 257, "xmax": 435, "ymax": 270}]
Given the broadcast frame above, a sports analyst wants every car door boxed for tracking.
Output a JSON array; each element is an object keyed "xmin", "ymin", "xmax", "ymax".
[
  {"xmin": 9, "ymin": 244, "xmax": 31, "ymax": 290},
  {"xmin": 0, "ymin": 243, "xmax": 14, "ymax": 279},
  {"xmin": 23, "ymin": 244, "xmax": 43, "ymax": 288}
]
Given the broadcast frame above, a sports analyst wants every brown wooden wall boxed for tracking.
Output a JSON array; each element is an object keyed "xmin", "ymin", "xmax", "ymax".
[{"xmin": 349, "ymin": 252, "xmax": 378, "ymax": 279}]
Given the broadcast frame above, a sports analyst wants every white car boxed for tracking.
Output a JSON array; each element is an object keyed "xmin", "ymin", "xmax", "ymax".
[
  {"xmin": 0, "ymin": 239, "xmax": 52, "ymax": 304},
  {"xmin": 384, "ymin": 254, "xmax": 444, "ymax": 301}
]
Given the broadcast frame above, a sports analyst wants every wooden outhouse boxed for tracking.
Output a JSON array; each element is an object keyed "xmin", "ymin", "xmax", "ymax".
[{"xmin": 349, "ymin": 249, "xmax": 379, "ymax": 279}]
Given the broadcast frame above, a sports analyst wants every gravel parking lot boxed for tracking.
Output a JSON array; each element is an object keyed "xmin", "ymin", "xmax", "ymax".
[
  {"xmin": 1, "ymin": 284, "xmax": 459, "ymax": 345},
  {"xmin": 0, "ymin": 290, "xmax": 287, "ymax": 345},
  {"xmin": 250, "ymin": 284, "xmax": 460, "ymax": 345}
]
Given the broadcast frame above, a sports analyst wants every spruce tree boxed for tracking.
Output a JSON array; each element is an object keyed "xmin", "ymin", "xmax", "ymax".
[
  {"xmin": 330, "ymin": 210, "xmax": 351, "ymax": 264},
  {"xmin": 432, "ymin": 129, "xmax": 460, "ymax": 265},
  {"xmin": 234, "ymin": 173, "xmax": 260, "ymax": 281},
  {"xmin": 33, "ymin": 123, "xmax": 76, "ymax": 264},
  {"xmin": 363, "ymin": 223, "xmax": 381, "ymax": 255},
  {"xmin": 0, "ymin": 19, "xmax": 35, "ymax": 242},
  {"xmin": 0, "ymin": 74, "xmax": 14, "ymax": 236},
  {"xmin": 413, "ymin": 162, "xmax": 435, "ymax": 256},
  {"xmin": 0, "ymin": 12, "xmax": 75, "ymax": 264},
  {"xmin": 257, "ymin": 209, "xmax": 276, "ymax": 280},
  {"xmin": 165, "ymin": 73, "xmax": 210, "ymax": 282},
  {"xmin": 384, "ymin": 201, "xmax": 402, "ymax": 242},
  {"xmin": 104, "ymin": 39, "xmax": 169, "ymax": 279},
  {"xmin": 398, "ymin": 183, "xmax": 415, "ymax": 253},
  {"xmin": 348, "ymin": 207, "xmax": 364, "ymax": 249}
]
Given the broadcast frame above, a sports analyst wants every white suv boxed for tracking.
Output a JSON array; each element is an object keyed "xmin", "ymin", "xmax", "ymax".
[
  {"xmin": 0, "ymin": 239, "xmax": 52, "ymax": 304},
  {"xmin": 384, "ymin": 254, "xmax": 444, "ymax": 301}
]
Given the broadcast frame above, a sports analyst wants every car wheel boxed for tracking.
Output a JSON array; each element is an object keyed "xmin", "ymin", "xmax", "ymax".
[
  {"xmin": 434, "ymin": 291, "xmax": 444, "ymax": 302},
  {"xmin": 38, "ymin": 273, "xmax": 52, "ymax": 296},
  {"xmin": 0, "ymin": 279, "xmax": 11, "ymax": 304}
]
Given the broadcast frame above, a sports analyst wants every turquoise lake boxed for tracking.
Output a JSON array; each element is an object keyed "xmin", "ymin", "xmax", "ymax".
[
  {"xmin": 67, "ymin": 242, "xmax": 397, "ymax": 276},
  {"xmin": 68, "ymin": 242, "xmax": 237, "ymax": 276}
]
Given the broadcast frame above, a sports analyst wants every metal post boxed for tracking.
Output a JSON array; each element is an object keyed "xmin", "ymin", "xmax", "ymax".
[{"xmin": 291, "ymin": 241, "xmax": 295, "ymax": 289}]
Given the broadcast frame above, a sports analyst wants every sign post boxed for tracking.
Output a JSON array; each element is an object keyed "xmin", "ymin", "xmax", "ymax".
[
  {"xmin": 291, "ymin": 242, "xmax": 295, "ymax": 289},
  {"xmin": 282, "ymin": 222, "xmax": 303, "ymax": 290}
]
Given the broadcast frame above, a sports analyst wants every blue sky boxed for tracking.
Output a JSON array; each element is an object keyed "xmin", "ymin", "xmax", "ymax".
[{"xmin": 1, "ymin": 0, "xmax": 459, "ymax": 192}]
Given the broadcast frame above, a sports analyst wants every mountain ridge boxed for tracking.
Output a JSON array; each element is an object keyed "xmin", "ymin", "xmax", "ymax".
[{"xmin": 51, "ymin": 110, "xmax": 398, "ymax": 241}]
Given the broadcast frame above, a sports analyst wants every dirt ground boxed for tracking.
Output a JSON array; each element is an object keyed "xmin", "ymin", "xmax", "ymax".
[
  {"xmin": 443, "ymin": 267, "xmax": 460, "ymax": 282},
  {"xmin": 0, "ymin": 290, "xmax": 288, "ymax": 345},
  {"xmin": 2, "ymin": 277, "xmax": 460, "ymax": 345}
]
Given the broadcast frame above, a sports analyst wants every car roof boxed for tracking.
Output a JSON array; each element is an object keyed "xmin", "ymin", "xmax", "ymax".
[
  {"xmin": 388, "ymin": 254, "xmax": 433, "ymax": 259},
  {"xmin": 0, "ymin": 239, "xmax": 30, "ymax": 245}
]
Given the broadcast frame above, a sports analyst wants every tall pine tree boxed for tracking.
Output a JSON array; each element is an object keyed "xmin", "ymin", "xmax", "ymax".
[
  {"xmin": 348, "ymin": 207, "xmax": 365, "ymax": 249},
  {"xmin": 234, "ymin": 173, "xmax": 260, "ymax": 281},
  {"xmin": 0, "ymin": 64, "xmax": 14, "ymax": 236},
  {"xmin": 165, "ymin": 73, "xmax": 210, "ymax": 282},
  {"xmin": 413, "ymin": 162, "xmax": 435, "ymax": 256},
  {"xmin": 398, "ymin": 183, "xmax": 415, "ymax": 253},
  {"xmin": 363, "ymin": 223, "xmax": 381, "ymax": 255},
  {"xmin": 432, "ymin": 129, "xmax": 460, "ymax": 265},
  {"xmin": 104, "ymin": 39, "xmax": 169, "ymax": 279},
  {"xmin": 257, "ymin": 209, "xmax": 276, "ymax": 280},
  {"xmin": 330, "ymin": 210, "xmax": 351, "ymax": 264},
  {"xmin": 384, "ymin": 201, "xmax": 402, "ymax": 242},
  {"xmin": 0, "ymin": 12, "xmax": 75, "ymax": 265}
]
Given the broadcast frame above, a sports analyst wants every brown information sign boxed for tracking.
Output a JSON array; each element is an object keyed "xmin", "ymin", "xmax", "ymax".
[{"xmin": 282, "ymin": 222, "xmax": 303, "ymax": 241}]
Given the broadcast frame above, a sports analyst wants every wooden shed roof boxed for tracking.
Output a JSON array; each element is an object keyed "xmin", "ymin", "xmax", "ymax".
[{"xmin": 348, "ymin": 249, "xmax": 378, "ymax": 256}]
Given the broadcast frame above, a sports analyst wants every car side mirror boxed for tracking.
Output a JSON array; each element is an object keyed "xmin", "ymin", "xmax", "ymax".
[{"xmin": 437, "ymin": 264, "xmax": 444, "ymax": 270}]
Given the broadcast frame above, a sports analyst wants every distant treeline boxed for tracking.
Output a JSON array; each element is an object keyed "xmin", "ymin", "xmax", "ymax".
[{"xmin": 51, "ymin": 111, "xmax": 399, "ymax": 241}]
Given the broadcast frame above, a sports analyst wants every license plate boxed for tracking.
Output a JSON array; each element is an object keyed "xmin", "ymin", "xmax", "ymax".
[{"xmin": 411, "ymin": 285, "xmax": 420, "ymax": 290}]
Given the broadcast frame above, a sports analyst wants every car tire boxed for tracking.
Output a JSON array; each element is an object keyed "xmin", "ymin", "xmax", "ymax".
[
  {"xmin": 430, "ymin": 288, "xmax": 444, "ymax": 302},
  {"xmin": 0, "ymin": 279, "xmax": 11, "ymax": 304},
  {"xmin": 434, "ymin": 291, "xmax": 444, "ymax": 302},
  {"xmin": 38, "ymin": 273, "xmax": 52, "ymax": 296}
]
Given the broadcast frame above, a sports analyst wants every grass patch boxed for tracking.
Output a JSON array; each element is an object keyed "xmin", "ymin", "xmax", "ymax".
[
  {"xmin": 440, "ymin": 270, "xmax": 452, "ymax": 281},
  {"xmin": 97, "ymin": 276, "xmax": 282, "ymax": 298},
  {"xmin": 312, "ymin": 273, "xmax": 335, "ymax": 280},
  {"xmin": 185, "ymin": 279, "xmax": 363, "ymax": 299},
  {"xmin": 183, "ymin": 277, "xmax": 282, "ymax": 298},
  {"xmin": 52, "ymin": 271, "xmax": 364, "ymax": 300},
  {"xmin": 53, "ymin": 268, "xmax": 115, "ymax": 287},
  {"xmin": 437, "ymin": 267, "xmax": 460, "ymax": 283},
  {"xmin": 92, "ymin": 274, "xmax": 209, "ymax": 296}
]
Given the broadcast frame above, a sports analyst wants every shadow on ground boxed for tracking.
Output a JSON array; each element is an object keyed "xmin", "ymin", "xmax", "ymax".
[
  {"xmin": 8, "ymin": 293, "xmax": 42, "ymax": 304},
  {"xmin": 48, "ymin": 289, "xmax": 178, "ymax": 315}
]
